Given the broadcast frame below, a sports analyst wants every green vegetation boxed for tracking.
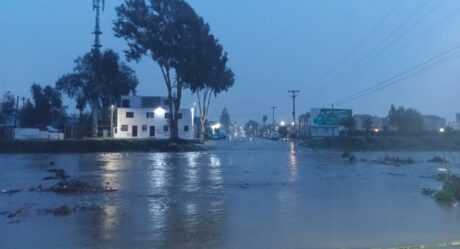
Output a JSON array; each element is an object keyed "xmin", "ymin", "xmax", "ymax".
[
  {"xmin": 56, "ymin": 49, "xmax": 139, "ymax": 136},
  {"xmin": 114, "ymin": 0, "xmax": 234, "ymax": 140},
  {"xmin": 19, "ymin": 84, "xmax": 67, "ymax": 129},
  {"xmin": 388, "ymin": 104, "xmax": 423, "ymax": 133},
  {"xmin": 434, "ymin": 175, "xmax": 460, "ymax": 203},
  {"xmin": 0, "ymin": 92, "xmax": 15, "ymax": 125}
]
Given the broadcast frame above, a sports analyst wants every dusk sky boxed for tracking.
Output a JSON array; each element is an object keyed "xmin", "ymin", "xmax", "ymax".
[{"xmin": 1, "ymin": 0, "xmax": 460, "ymax": 123}]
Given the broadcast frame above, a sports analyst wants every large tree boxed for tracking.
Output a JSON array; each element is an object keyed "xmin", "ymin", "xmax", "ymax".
[
  {"xmin": 191, "ymin": 33, "xmax": 234, "ymax": 141},
  {"xmin": 388, "ymin": 104, "xmax": 423, "ymax": 133},
  {"xmin": 114, "ymin": 0, "xmax": 217, "ymax": 140},
  {"xmin": 56, "ymin": 49, "xmax": 138, "ymax": 136},
  {"xmin": 19, "ymin": 84, "xmax": 67, "ymax": 129},
  {"xmin": 0, "ymin": 92, "xmax": 16, "ymax": 126},
  {"xmin": 219, "ymin": 108, "xmax": 231, "ymax": 131}
]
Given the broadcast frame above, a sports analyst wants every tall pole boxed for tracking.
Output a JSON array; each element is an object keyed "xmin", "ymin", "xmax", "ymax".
[
  {"xmin": 110, "ymin": 105, "xmax": 114, "ymax": 138},
  {"xmin": 92, "ymin": 0, "xmax": 104, "ymax": 52},
  {"xmin": 288, "ymin": 90, "xmax": 300, "ymax": 137},
  {"xmin": 270, "ymin": 106, "xmax": 277, "ymax": 135},
  {"xmin": 91, "ymin": 0, "xmax": 104, "ymax": 137}
]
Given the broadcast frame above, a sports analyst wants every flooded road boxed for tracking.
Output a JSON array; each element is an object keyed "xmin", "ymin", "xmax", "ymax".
[{"xmin": 1, "ymin": 138, "xmax": 460, "ymax": 249}]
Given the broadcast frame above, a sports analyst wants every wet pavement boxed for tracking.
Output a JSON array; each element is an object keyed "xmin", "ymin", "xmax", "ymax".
[{"xmin": 1, "ymin": 138, "xmax": 460, "ymax": 249}]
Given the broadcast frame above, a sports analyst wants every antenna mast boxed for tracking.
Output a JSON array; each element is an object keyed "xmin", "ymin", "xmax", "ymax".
[{"xmin": 92, "ymin": 0, "xmax": 105, "ymax": 52}]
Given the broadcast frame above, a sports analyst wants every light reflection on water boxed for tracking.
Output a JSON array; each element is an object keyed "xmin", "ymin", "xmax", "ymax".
[
  {"xmin": 289, "ymin": 142, "xmax": 298, "ymax": 182},
  {"xmin": 3, "ymin": 140, "xmax": 460, "ymax": 249},
  {"xmin": 184, "ymin": 152, "xmax": 199, "ymax": 192},
  {"xmin": 209, "ymin": 153, "xmax": 223, "ymax": 188}
]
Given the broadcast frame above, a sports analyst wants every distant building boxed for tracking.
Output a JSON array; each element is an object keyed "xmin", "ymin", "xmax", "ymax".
[
  {"xmin": 354, "ymin": 115, "xmax": 386, "ymax": 131},
  {"xmin": 114, "ymin": 95, "xmax": 195, "ymax": 139},
  {"xmin": 422, "ymin": 115, "xmax": 446, "ymax": 131}
]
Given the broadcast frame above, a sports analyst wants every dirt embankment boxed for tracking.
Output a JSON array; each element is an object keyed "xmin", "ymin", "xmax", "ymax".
[{"xmin": 0, "ymin": 139, "xmax": 205, "ymax": 154}]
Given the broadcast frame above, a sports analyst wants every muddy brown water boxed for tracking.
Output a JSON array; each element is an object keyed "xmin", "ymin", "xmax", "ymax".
[{"xmin": 1, "ymin": 138, "xmax": 460, "ymax": 249}]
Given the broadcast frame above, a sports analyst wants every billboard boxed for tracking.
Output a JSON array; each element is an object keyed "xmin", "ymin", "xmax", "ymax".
[{"xmin": 311, "ymin": 108, "xmax": 352, "ymax": 126}]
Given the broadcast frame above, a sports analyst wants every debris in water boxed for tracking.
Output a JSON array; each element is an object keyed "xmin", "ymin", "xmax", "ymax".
[{"xmin": 427, "ymin": 156, "xmax": 449, "ymax": 164}]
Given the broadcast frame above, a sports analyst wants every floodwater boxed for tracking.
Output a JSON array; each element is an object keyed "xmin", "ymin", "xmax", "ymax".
[{"xmin": 1, "ymin": 138, "xmax": 460, "ymax": 249}]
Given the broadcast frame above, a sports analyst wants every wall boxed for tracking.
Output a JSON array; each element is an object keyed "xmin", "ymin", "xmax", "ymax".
[{"xmin": 114, "ymin": 107, "xmax": 193, "ymax": 139}]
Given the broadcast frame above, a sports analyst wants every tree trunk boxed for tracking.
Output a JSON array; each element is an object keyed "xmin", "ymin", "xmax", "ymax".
[
  {"xmin": 200, "ymin": 117, "xmax": 206, "ymax": 143},
  {"xmin": 92, "ymin": 107, "xmax": 98, "ymax": 138}
]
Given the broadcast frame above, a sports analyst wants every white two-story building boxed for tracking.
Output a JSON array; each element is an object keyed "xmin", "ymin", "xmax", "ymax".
[{"xmin": 114, "ymin": 96, "xmax": 195, "ymax": 139}]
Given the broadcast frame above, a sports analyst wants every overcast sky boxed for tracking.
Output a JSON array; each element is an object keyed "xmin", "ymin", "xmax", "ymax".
[{"xmin": 1, "ymin": 0, "xmax": 460, "ymax": 123}]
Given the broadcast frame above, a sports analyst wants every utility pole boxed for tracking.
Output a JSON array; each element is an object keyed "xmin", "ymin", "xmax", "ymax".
[
  {"xmin": 288, "ymin": 90, "xmax": 300, "ymax": 138},
  {"xmin": 270, "ymin": 106, "xmax": 277, "ymax": 135}
]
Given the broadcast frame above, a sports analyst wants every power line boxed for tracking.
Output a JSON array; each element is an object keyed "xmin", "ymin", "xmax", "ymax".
[
  {"xmin": 332, "ymin": 43, "xmax": 460, "ymax": 105},
  {"xmin": 315, "ymin": 0, "xmax": 431, "ymax": 93},
  {"xmin": 313, "ymin": 0, "xmax": 404, "ymax": 85},
  {"xmin": 335, "ymin": 52, "xmax": 460, "ymax": 105},
  {"xmin": 359, "ymin": 3, "xmax": 460, "ymax": 73},
  {"xmin": 321, "ymin": 0, "xmax": 442, "ymax": 93}
]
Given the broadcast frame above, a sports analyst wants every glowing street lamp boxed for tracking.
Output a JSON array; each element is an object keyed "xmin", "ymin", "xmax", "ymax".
[
  {"xmin": 439, "ymin": 128, "xmax": 445, "ymax": 133},
  {"xmin": 154, "ymin": 107, "xmax": 166, "ymax": 116},
  {"xmin": 280, "ymin": 121, "xmax": 286, "ymax": 126}
]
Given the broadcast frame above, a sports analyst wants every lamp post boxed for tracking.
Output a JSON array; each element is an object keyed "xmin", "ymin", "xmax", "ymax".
[{"xmin": 110, "ymin": 105, "xmax": 115, "ymax": 138}]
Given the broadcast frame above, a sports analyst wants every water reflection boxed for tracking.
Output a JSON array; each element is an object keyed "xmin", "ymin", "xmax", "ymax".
[
  {"xmin": 148, "ymin": 153, "xmax": 169, "ymax": 237},
  {"xmin": 209, "ymin": 153, "xmax": 223, "ymax": 188},
  {"xmin": 184, "ymin": 152, "xmax": 199, "ymax": 192},
  {"xmin": 146, "ymin": 152, "xmax": 226, "ymax": 248},
  {"xmin": 289, "ymin": 142, "xmax": 298, "ymax": 182},
  {"xmin": 99, "ymin": 153, "xmax": 124, "ymax": 190},
  {"xmin": 149, "ymin": 153, "xmax": 169, "ymax": 189}
]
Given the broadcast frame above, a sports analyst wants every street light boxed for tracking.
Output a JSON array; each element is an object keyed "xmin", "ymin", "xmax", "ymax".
[
  {"xmin": 280, "ymin": 121, "xmax": 286, "ymax": 126},
  {"xmin": 439, "ymin": 127, "xmax": 445, "ymax": 133},
  {"xmin": 110, "ymin": 105, "xmax": 115, "ymax": 137}
]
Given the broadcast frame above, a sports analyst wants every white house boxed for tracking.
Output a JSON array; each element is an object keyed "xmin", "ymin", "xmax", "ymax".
[{"xmin": 114, "ymin": 96, "xmax": 194, "ymax": 139}]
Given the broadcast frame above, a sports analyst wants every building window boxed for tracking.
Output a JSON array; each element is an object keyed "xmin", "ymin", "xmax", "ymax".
[
  {"xmin": 121, "ymin": 125, "xmax": 128, "ymax": 132},
  {"xmin": 122, "ymin": 99, "xmax": 130, "ymax": 108},
  {"xmin": 146, "ymin": 112, "xmax": 154, "ymax": 119},
  {"xmin": 164, "ymin": 113, "xmax": 181, "ymax": 119},
  {"xmin": 163, "ymin": 125, "xmax": 169, "ymax": 132},
  {"xmin": 126, "ymin": 112, "xmax": 134, "ymax": 118},
  {"xmin": 142, "ymin": 125, "xmax": 147, "ymax": 132},
  {"xmin": 184, "ymin": 125, "xmax": 189, "ymax": 132}
]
